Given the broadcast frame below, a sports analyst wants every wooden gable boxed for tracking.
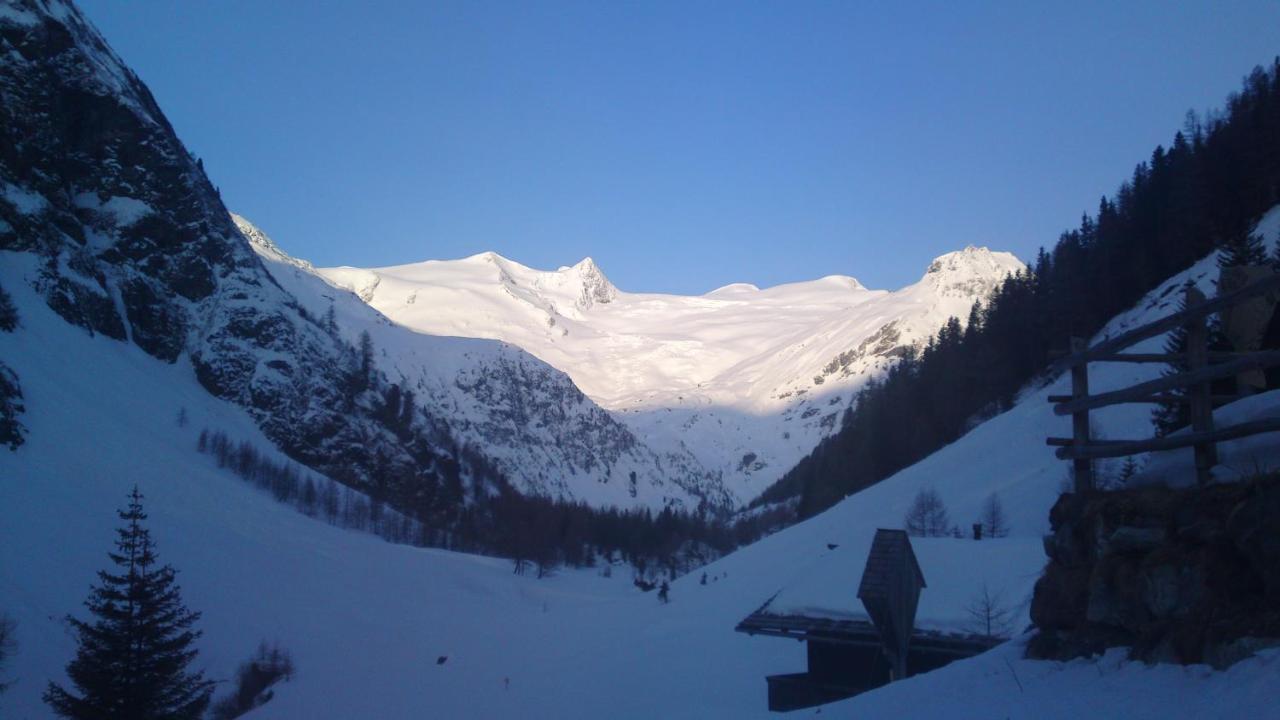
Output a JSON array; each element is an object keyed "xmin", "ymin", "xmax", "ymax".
[{"xmin": 856, "ymin": 529, "xmax": 926, "ymax": 680}]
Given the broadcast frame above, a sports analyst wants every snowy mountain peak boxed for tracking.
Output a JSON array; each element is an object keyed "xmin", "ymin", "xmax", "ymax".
[
  {"xmin": 706, "ymin": 282, "xmax": 762, "ymax": 296},
  {"xmin": 924, "ymin": 245, "xmax": 1016, "ymax": 276},
  {"xmin": 321, "ymin": 241, "xmax": 1024, "ymax": 502},
  {"xmin": 922, "ymin": 245, "xmax": 1023, "ymax": 297},
  {"xmin": 231, "ymin": 213, "xmax": 314, "ymax": 273},
  {"xmin": 566, "ymin": 256, "xmax": 616, "ymax": 308},
  {"xmin": 817, "ymin": 274, "xmax": 866, "ymax": 291}
]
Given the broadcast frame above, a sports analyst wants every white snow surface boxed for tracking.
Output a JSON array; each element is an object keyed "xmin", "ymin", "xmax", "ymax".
[
  {"xmin": 762, "ymin": 536, "xmax": 1045, "ymax": 634},
  {"xmin": 2, "ymin": 180, "xmax": 47, "ymax": 215},
  {"xmin": 318, "ymin": 244, "xmax": 1024, "ymax": 502},
  {"xmin": 4, "ymin": 208, "xmax": 1280, "ymax": 718},
  {"xmin": 72, "ymin": 191, "xmax": 153, "ymax": 226},
  {"xmin": 229, "ymin": 217, "xmax": 725, "ymax": 510}
]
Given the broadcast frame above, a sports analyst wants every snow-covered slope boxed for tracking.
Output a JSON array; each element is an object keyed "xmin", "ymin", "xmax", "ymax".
[
  {"xmin": 234, "ymin": 215, "xmax": 727, "ymax": 509},
  {"xmin": 320, "ymin": 245, "xmax": 1024, "ymax": 501},
  {"xmin": 0, "ymin": 0, "xmax": 722, "ymax": 511},
  {"xmin": 4, "ymin": 210, "xmax": 1279, "ymax": 719}
]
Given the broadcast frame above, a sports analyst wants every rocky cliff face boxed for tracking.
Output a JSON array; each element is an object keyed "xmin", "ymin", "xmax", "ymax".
[
  {"xmin": 0, "ymin": 1, "xmax": 726, "ymax": 512},
  {"xmin": 0, "ymin": 0, "xmax": 448, "ymax": 506},
  {"xmin": 1029, "ymin": 476, "xmax": 1280, "ymax": 667}
]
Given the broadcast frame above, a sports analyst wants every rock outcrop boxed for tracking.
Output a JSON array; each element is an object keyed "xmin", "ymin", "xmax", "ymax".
[{"xmin": 1028, "ymin": 474, "xmax": 1280, "ymax": 667}]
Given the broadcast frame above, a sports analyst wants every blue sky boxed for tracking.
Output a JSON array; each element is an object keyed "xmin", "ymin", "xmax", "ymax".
[{"xmin": 79, "ymin": 1, "xmax": 1280, "ymax": 294}]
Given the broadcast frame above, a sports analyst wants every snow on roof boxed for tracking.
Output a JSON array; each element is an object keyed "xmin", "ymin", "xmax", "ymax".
[{"xmin": 757, "ymin": 534, "xmax": 1045, "ymax": 635}]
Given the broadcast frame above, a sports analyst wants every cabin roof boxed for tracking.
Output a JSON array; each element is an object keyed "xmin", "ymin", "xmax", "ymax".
[
  {"xmin": 740, "ymin": 533, "xmax": 1043, "ymax": 636},
  {"xmin": 734, "ymin": 610, "xmax": 999, "ymax": 656}
]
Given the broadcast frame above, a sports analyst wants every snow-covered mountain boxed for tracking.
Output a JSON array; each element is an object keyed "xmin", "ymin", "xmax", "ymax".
[
  {"xmin": 0, "ymin": 0, "xmax": 1020, "ymax": 512},
  {"xmin": 235, "ymin": 214, "xmax": 725, "ymax": 508},
  {"xmin": 0, "ymin": 0, "xmax": 723, "ymax": 511},
  {"xmin": 320, "ymin": 245, "xmax": 1024, "ymax": 501}
]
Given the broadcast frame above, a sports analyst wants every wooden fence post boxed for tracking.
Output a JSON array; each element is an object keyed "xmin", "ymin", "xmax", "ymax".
[
  {"xmin": 1185, "ymin": 287, "xmax": 1217, "ymax": 486},
  {"xmin": 1070, "ymin": 336, "xmax": 1093, "ymax": 493}
]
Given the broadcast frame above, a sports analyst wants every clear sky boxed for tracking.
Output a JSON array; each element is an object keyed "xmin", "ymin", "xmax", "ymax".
[{"xmin": 78, "ymin": 1, "xmax": 1280, "ymax": 295}]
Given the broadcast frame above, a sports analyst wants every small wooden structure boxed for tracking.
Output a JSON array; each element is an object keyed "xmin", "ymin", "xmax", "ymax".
[
  {"xmin": 857, "ymin": 529, "xmax": 925, "ymax": 681},
  {"xmin": 1047, "ymin": 274, "xmax": 1280, "ymax": 490},
  {"xmin": 736, "ymin": 530, "xmax": 998, "ymax": 712}
]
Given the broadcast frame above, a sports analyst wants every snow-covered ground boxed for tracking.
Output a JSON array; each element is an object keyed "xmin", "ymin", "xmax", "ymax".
[
  {"xmin": 827, "ymin": 639, "xmax": 1279, "ymax": 720},
  {"xmin": 317, "ymin": 241, "xmax": 1022, "ymax": 501},
  {"xmin": 5, "ymin": 209, "xmax": 1280, "ymax": 718}
]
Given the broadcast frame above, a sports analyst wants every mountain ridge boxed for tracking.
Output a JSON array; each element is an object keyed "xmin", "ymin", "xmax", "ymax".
[{"xmin": 313, "ymin": 233, "xmax": 1023, "ymax": 502}]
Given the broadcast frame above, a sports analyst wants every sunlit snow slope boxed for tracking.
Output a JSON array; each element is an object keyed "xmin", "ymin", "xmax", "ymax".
[
  {"xmin": 320, "ymin": 246, "xmax": 1023, "ymax": 502},
  {"xmin": 232, "ymin": 216, "xmax": 727, "ymax": 509}
]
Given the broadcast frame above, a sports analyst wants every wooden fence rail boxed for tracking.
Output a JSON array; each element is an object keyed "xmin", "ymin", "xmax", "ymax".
[
  {"xmin": 1049, "ymin": 272, "xmax": 1280, "ymax": 371},
  {"xmin": 1047, "ymin": 277, "xmax": 1280, "ymax": 491}
]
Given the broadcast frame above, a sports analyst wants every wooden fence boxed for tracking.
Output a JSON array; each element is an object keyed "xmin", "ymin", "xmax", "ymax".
[{"xmin": 1046, "ymin": 272, "xmax": 1280, "ymax": 491}]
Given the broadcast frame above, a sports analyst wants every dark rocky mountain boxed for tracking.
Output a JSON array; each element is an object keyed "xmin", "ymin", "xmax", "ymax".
[{"xmin": 0, "ymin": 0, "xmax": 727, "ymax": 517}]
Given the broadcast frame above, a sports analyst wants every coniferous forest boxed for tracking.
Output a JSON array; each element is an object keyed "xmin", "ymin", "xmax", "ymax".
[
  {"xmin": 197, "ymin": 427, "xmax": 772, "ymax": 581},
  {"xmin": 754, "ymin": 59, "xmax": 1280, "ymax": 520}
]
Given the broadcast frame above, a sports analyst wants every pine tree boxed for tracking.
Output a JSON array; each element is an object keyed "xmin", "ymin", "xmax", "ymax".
[
  {"xmin": 1152, "ymin": 283, "xmax": 1231, "ymax": 436},
  {"xmin": 359, "ymin": 330, "xmax": 375, "ymax": 388},
  {"xmin": 1217, "ymin": 232, "xmax": 1267, "ymax": 269},
  {"xmin": 1118, "ymin": 456, "xmax": 1140, "ymax": 485},
  {"xmin": 1152, "ymin": 283, "xmax": 1195, "ymax": 437},
  {"xmin": 0, "ymin": 281, "xmax": 17, "ymax": 332},
  {"xmin": 44, "ymin": 488, "xmax": 214, "ymax": 720},
  {"xmin": 323, "ymin": 302, "xmax": 337, "ymax": 333}
]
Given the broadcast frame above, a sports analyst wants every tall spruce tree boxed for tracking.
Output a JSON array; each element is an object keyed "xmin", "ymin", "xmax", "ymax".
[{"xmin": 44, "ymin": 488, "xmax": 213, "ymax": 720}]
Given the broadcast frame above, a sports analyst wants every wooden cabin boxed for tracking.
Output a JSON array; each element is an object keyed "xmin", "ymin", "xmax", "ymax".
[{"xmin": 735, "ymin": 529, "xmax": 1002, "ymax": 712}]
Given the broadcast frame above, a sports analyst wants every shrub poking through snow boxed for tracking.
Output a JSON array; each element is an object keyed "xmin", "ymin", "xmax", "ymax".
[
  {"xmin": 966, "ymin": 583, "xmax": 1015, "ymax": 640},
  {"xmin": 209, "ymin": 642, "xmax": 296, "ymax": 720}
]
